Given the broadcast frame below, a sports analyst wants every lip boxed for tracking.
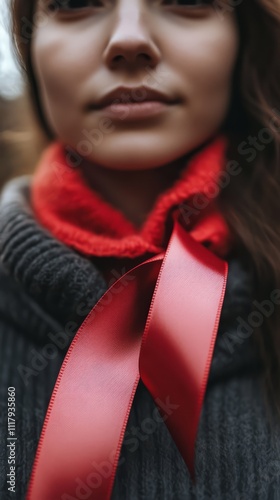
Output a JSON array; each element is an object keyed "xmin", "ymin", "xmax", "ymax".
[
  {"xmin": 87, "ymin": 85, "xmax": 179, "ymax": 121},
  {"xmin": 100, "ymin": 100, "xmax": 172, "ymax": 121},
  {"xmin": 94, "ymin": 85, "xmax": 177, "ymax": 108}
]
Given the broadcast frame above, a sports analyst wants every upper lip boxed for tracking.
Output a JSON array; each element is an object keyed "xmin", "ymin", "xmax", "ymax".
[{"xmin": 91, "ymin": 85, "xmax": 177, "ymax": 109}]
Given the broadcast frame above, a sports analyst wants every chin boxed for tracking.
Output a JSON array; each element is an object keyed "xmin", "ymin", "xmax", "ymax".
[
  {"xmin": 83, "ymin": 148, "xmax": 181, "ymax": 171},
  {"xmin": 77, "ymin": 134, "xmax": 197, "ymax": 171}
]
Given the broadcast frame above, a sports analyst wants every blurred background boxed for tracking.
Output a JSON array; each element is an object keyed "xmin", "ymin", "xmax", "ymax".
[{"xmin": 0, "ymin": 0, "xmax": 46, "ymax": 190}]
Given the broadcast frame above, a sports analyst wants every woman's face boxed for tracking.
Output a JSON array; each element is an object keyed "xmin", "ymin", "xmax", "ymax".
[{"xmin": 32, "ymin": 0, "xmax": 239, "ymax": 170}]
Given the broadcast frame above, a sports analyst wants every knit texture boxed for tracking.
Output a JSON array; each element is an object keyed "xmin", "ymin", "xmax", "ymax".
[
  {"xmin": 30, "ymin": 135, "xmax": 234, "ymax": 259},
  {"xmin": 0, "ymin": 176, "xmax": 280, "ymax": 499}
]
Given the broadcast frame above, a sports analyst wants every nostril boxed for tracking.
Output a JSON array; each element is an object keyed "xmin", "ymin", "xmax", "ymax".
[{"xmin": 113, "ymin": 55, "xmax": 123, "ymax": 63}]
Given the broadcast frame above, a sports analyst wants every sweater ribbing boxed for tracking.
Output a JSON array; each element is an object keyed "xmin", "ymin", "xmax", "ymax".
[{"xmin": 0, "ymin": 176, "xmax": 279, "ymax": 500}]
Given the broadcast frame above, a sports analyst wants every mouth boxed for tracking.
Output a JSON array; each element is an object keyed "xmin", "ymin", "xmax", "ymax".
[{"xmin": 86, "ymin": 85, "xmax": 180, "ymax": 121}]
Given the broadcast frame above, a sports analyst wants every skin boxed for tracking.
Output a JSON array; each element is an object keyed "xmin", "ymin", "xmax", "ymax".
[{"xmin": 31, "ymin": 0, "xmax": 239, "ymax": 227}]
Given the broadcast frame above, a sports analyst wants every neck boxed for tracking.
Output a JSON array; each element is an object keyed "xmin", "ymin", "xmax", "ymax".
[{"xmin": 80, "ymin": 154, "xmax": 194, "ymax": 229}]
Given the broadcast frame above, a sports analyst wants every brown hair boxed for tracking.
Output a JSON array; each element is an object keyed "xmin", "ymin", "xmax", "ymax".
[{"xmin": 11, "ymin": 0, "xmax": 280, "ymax": 417}]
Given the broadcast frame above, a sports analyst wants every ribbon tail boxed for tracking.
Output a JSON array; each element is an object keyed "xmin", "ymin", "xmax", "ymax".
[
  {"xmin": 139, "ymin": 212, "xmax": 228, "ymax": 482},
  {"xmin": 26, "ymin": 208, "xmax": 228, "ymax": 500},
  {"xmin": 26, "ymin": 254, "xmax": 162, "ymax": 500}
]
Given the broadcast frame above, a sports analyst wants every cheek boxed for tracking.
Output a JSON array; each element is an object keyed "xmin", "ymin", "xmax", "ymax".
[
  {"xmin": 31, "ymin": 26, "xmax": 100, "ymax": 117},
  {"xmin": 171, "ymin": 18, "xmax": 239, "ymax": 106}
]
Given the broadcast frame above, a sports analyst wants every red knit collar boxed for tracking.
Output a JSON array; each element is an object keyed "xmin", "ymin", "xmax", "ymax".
[{"xmin": 30, "ymin": 134, "xmax": 233, "ymax": 259}]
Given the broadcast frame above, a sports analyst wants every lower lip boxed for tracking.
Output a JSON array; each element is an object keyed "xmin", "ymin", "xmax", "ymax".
[{"xmin": 96, "ymin": 100, "xmax": 171, "ymax": 120}]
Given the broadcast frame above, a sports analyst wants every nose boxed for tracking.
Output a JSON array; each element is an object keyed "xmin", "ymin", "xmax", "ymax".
[{"xmin": 103, "ymin": 1, "xmax": 161, "ymax": 70}]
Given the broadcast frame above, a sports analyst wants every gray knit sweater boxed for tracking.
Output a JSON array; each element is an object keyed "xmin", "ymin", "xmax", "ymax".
[{"xmin": 0, "ymin": 175, "xmax": 280, "ymax": 500}]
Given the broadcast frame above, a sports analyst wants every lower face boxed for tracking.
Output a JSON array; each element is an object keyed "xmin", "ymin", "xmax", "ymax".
[{"xmin": 31, "ymin": 0, "xmax": 240, "ymax": 170}]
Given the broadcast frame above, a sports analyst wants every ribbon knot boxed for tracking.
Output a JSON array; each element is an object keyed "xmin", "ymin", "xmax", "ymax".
[{"xmin": 27, "ymin": 208, "xmax": 228, "ymax": 500}]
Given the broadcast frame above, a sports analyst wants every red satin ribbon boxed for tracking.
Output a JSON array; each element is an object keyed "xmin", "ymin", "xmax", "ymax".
[{"xmin": 26, "ymin": 208, "xmax": 228, "ymax": 500}]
